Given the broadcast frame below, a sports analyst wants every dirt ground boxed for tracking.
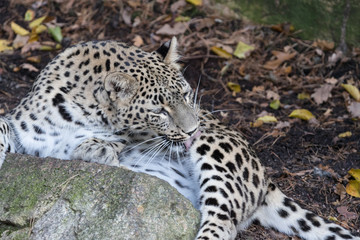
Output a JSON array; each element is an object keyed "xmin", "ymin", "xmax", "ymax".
[{"xmin": 0, "ymin": 0, "xmax": 359, "ymax": 239}]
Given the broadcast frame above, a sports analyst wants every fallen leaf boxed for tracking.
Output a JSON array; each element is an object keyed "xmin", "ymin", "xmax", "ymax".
[
  {"xmin": 251, "ymin": 120, "xmax": 263, "ymax": 127},
  {"xmin": 35, "ymin": 25, "xmax": 47, "ymax": 34},
  {"xmin": 211, "ymin": 46, "xmax": 232, "ymax": 59},
  {"xmin": 298, "ymin": 92, "xmax": 310, "ymax": 100},
  {"xmin": 263, "ymin": 51, "xmax": 296, "ymax": 70},
  {"xmin": 338, "ymin": 131, "xmax": 352, "ymax": 138},
  {"xmin": 325, "ymin": 77, "xmax": 338, "ymax": 85},
  {"xmin": 12, "ymin": 34, "xmax": 29, "ymax": 49},
  {"xmin": 186, "ymin": 0, "xmax": 202, "ymax": 6},
  {"xmin": 156, "ymin": 22, "xmax": 188, "ymax": 35},
  {"xmin": 233, "ymin": 41, "xmax": 254, "ymax": 59},
  {"xmin": 29, "ymin": 16, "xmax": 47, "ymax": 29},
  {"xmin": 274, "ymin": 121, "xmax": 290, "ymax": 129},
  {"xmin": 171, "ymin": 0, "xmax": 187, "ymax": 12},
  {"xmin": 175, "ymin": 16, "xmax": 191, "ymax": 22},
  {"xmin": 289, "ymin": 109, "xmax": 315, "ymax": 121},
  {"xmin": 349, "ymin": 169, "xmax": 360, "ymax": 181},
  {"xmin": 337, "ymin": 206, "xmax": 358, "ymax": 220},
  {"xmin": 342, "ymin": 84, "xmax": 360, "ymax": 102},
  {"xmin": 348, "ymin": 102, "xmax": 360, "ymax": 117},
  {"xmin": 257, "ymin": 115, "xmax": 277, "ymax": 123},
  {"xmin": 21, "ymin": 63, "xmax": 39, "ymax": 72},
  {"xmin": 21, "ymin": 41, "xmax": 41, "ymax": 54},
  {"xmin": 271, "ymin": 23, "xmax": 294, "ymax": 34},
  {"xmin": 311, "ymin": 84, "xmax": 334, "ymax": 105},
  {"xmin": 346, "ymin": 180, "xmax": 360, "ymax": 198},
  {"xmin": 27, "ymin": 56, "xmax": 41, "ymax": 63},
  {"xmin": 252, "ymin": 85, "xmax": 264, "ymax": 92},
  {"xmin": 48, "ymin": 26, "xmax": 63, "ymax": 43},
  {"xmin": 132, "ymin": 35, "xmax": 144, "ymax": 47},
  {"xmin": 313, "ymin": 39, "xmax": 335, "ymax": 51},
  {"xmin": 266, "ymin": 90, "xmax": 280, "ymax": 100},
  {"xmin": 334, "ymin": 183, "xmax": 347, "ymax": 201},
  {"xmin": 270, "ymin": 99, "xmax": 280, "ymax": 110},
  {"xmin": 24, "ymin": 9, "xmax": 35, "ymax": 21},
  {"xmin": 11, "ymin": 21, "xmax": 30, "ymax": 36},
  {"xmin": 0, "ymin": 39, "xmax": 13, "ymax": 52},
  {"xmin": 227, "ymin": 82, "xmax": 241, "ymax": 93}
]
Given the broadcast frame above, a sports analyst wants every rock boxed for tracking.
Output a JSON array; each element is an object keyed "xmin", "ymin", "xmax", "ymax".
[{"xmin": 0, "ymin": 153, "xmax": 200, "ymax": 240}]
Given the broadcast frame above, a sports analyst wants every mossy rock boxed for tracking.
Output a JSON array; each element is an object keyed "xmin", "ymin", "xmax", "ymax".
[{"xmin": 0, "ymin": 153, "xmax": 199, "ymax": 240}]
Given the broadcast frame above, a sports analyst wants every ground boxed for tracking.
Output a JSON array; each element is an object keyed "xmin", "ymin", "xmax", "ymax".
[{"xmin": 0, "ymin": 0, "xmax": 359, "ymax": 239}]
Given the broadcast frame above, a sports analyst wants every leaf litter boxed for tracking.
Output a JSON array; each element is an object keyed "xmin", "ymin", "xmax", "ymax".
[{"xmin": 0, "ymin": 0, "xmax": 359, "ymax": 238}]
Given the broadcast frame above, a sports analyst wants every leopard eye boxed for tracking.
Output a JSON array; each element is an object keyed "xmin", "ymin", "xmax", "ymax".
[{"xmin": 152, "ymin": 108, "xmax": 168, "ymax": 116}]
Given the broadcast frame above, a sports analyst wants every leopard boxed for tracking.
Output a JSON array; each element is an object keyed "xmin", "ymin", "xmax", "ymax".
[
  {"xmin": 0, "ymin": 39, "xmax": 358, "ymax": 240},
  {"xmin": 119, "ymin": 110, "xmax": 360, "ymax": 240},
  {"xmin": 0, "ymin": 37, "xmax": 198, "ymax": 168}
]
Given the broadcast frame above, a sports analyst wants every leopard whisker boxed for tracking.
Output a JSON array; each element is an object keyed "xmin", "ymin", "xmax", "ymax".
[{"xmin": 121, "ymin": 135, "xmax": 164, "ymax": 154}]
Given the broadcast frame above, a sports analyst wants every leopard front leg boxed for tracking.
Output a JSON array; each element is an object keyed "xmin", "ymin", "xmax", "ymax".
[
  {"xmin": 0, "ymin": 118, "xmax": 14, "ymax": 168},
  {"xmin": 71, "ymin": 138, "xmax": 128, "ymax": 167}
]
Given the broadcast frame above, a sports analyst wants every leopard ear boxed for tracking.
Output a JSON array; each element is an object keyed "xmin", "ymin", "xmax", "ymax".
[
  {"xmin": 156, "ymin": 37, "xmax": 180, "ymax": 68},
  {"xmin": 104, "ymin": 72, "xmax": 139, "ymax": 103}
]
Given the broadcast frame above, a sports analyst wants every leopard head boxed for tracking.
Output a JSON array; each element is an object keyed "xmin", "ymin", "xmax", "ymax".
[{"xmin": 104, "ymin": 38, "xmax": 199, "ymax": 142}]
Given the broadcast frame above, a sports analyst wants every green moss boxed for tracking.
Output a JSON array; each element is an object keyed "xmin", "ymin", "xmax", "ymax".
[{"xmin": 215, "ymin": 0, "xmax": 360, "ymax": 47}]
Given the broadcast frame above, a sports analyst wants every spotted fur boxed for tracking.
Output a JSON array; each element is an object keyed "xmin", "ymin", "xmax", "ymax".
[
  {"xmin": 0, "ymin": 40, "xmax": 358, "ymax": 240},
  {"xmin": 120, "ymin": 111, "xmax": 360, "ymax": 240},
  {"xmin": 0, "ymin": 38, "xmax": 198, "ymax": 168}
]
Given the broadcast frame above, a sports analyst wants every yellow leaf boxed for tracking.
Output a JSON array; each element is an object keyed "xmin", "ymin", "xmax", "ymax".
[
  {"xmin": 175, "ymin": 16, "xmax": 191, "ymax": 22},
  {"xmin": 186, "ymin": 0, "xmax": 202, "ymax": 6},
  {"xmin": 29, "ymin": 16, "xmax": 47, "ymax": 29},
  {"xmin": 297, "ymin": 92, "xmax": 310, "ymax": 100},
  {"xmin": 270, "ymin": 99, "xmax": 280, "ymax": 110},
  {"xmin": 233, "ymin": 41, "xmax": 254, "ymax": 59},
  {"xmin": 24, "ymin": 9, "xmax": 35, "ymax": 21},
  {"xmin": 346, "ymin": 180, "xmax": 360, "ymax": 198},
  {"xmin": 338, "ymin": 131, "xmax": 352, "ymax": 138},
  {"xmin": 11, "ymin": 21, "xmax": 30, "ymax": 36},
  {"xmin": 349, "ymin": 169, "xmax": 360, "ymax": 182},
  {"xmin": 35, "ymin": 25, "xmax": 48, "ymax": 34},
  {"xmin": 289, "ymin": 109, "xmax": 315, "ymax": 121},
  {"xmin": 342, "ymin": 84, "xmax": 360, "ymax": 102},
  {"xmin": 227, "ymin": 82, "xmax": 241, "ymax": 93},
  {"xmin": 211, "ymin": 46, "xmax": 232, "ymax": 59},
  {"xmin": 0, "ymin": 39, "xmax": 13, "ymax": 52},
  {"xmin": 40, "ymin": 45, "xmax": 53, "ymax": 51},
  {"xmin": 257, "ymin": 115, "xmax": 278, "ymax": 123},
  {"xmin": 328, "ymin": 216, "xmax": 338, "ymax": 222}
]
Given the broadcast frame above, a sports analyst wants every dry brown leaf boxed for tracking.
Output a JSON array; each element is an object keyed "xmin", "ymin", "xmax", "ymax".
[
  {"xmin": 325, "ymin": 77, "xmax": 338, "ymax": 85},
  {"xmin": 311, "ymin": 84, "xmax": 334, "ymax": 105},
  {"xmin": 274, "ymin": 121, "xmax": 290, "ymax": 129},
  {"xmin": 21, "ymin": 41, "xmax": 41, "ymax": 54},
  {"xmin": 132, "ymin": 35, "xmax": 144, "ymax": 47},
  {"xmin": 156, "ymin": 22, "xmax": 188, "ymax": 35},
  {"xmin": 348, "ymin": 102, "xmax": 360, "ymax": 117},
  {"xmin": 313, "ymin": 39, "xmax": 335, "ymax": 51},
  {"xmin": 266, "ymin": 90, "xmax": 280, "ymax": 100},
  {"xmin": 334, "ymin": 183, "xmax": 347, "ymax": 201},
  {"xmin": 21, "ymin": 63, "xmax": 39, "ymax": 72},
  {"xmin": 337, "ymin": 206, "xmax": 358, "ymax": 220},
  {"xmin": 121, "ymin": 8, "xmax": 132, "ymax": 26},
  {"xmin": 171, "ymin": 0, "xmax": 187, "ymax": 12},
  {"xmin": 263, "ymin": 51, "xmax": 296, "ymax": 70},
  {"xmin": 194, "ymin": 18, "xmax": 215, "ymax": 31},
  {"xmin": 12, "ymin": 34, "xmax": 29, "ymax": 49}
]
